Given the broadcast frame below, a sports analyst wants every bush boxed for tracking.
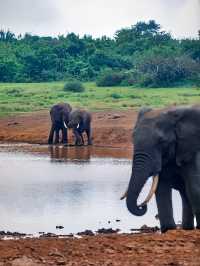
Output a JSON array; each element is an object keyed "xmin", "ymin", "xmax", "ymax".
[
  {"xmin": 110, "ymin": 93, "xmax": 122, "ymax": 99},
  {"xmin": 133, "ymin": 53, "xmax": 200, "ymax": 87},
  {"xmin": 64, "ymin": 81, "xmax": 85, "ymax": 92},
  {"xmin": 96, "ymin": 70, "xmax": 126, "ymax": 86}
]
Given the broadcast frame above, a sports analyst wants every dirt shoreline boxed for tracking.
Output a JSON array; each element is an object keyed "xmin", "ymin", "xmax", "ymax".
[
  {"xmin": 0, "ymin": 110, "xmax": 136, "ymax": 158},
  {"xmin": 0, "ymin": 110, "xmax": 200, "ymax": 265},
  {"xmin": 0, "ymin": 230, "xmax": 200, "ymax": 265}
]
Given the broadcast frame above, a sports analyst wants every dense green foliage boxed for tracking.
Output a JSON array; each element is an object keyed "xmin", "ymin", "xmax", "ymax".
[
  {"xmin": 64, "ymin": 81, "xmax": 85, "ymax": 92},
  {"xmin": 0, "ymin": 20, "xmax": 200, "ymax": 87}
]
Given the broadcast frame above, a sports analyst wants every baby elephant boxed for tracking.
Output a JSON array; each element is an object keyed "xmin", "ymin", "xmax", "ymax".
[{"xmin": 68, "ymin": 109, "xmax": 92, "ymax": 146}]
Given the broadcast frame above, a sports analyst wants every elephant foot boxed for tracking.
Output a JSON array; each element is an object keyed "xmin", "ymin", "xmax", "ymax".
[
  {"xmin": 182, "ymin": 221, "xmax": 194, "ymax": 230},
  {"xmin": 76, "ymin": 143, "xmax": 84, "ymax": 146},
  {"xmin": 48, "ymin": 139, "xmax": 53, "ymax": 145},
  {"xmin": 161, "ymin": 224, "xmax": 177, "ymax": 233},
  {"xmin": 182, "ymin": 225, "xmax": 194, "ymax": 230}
]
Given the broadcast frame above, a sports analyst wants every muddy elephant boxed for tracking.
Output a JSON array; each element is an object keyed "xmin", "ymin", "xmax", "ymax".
[
  {"xmin": 48, "ymin": 103, "xmax": 72, "ymax": 144},
  {"xmin": 121, "ymin": 106, "xmax": 200, "ymax": 233},
  {"xmin": 67, "ymin": 109, "xmax": 92, "ymax": 146}
]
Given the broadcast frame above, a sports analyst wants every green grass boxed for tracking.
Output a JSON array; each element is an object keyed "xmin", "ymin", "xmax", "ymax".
[{"xmin": 0, "ymin": 82, "xmax": 200, "ymax": 117}]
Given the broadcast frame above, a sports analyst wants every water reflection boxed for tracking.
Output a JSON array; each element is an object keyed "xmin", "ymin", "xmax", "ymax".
[
  {"xmin": 49, "ymin": 146, "xmax": 91, "ymax": 162},
  {"xmin": 0, "ymin": 146, "xmax": 182, "ymax": 235}
]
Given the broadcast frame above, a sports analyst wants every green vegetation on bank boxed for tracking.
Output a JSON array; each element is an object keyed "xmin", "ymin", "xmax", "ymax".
[
  {"xmin": 0, "ymin": 20, "xmax": 200, "ymax": 87},
  {"xmin": 0, "ymin": 82, "xmax": 200, "ymax": 117}
]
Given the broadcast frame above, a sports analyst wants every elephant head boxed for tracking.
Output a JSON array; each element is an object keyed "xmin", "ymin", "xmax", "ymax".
[
  {"xmin": 68, "ymin": 110, "xmax": 82, "ymax": 129},
  {"xmin": 62, "ymin": 104, "xmax": 72, "ymax": 128},
  {"xmin": 122, "ymin": 106, "xmax": 200, "ymax": 217}
]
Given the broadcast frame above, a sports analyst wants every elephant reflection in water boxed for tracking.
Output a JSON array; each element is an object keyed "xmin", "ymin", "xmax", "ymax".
[{"xmin": 49, "ymin": 146, "xmax": 91, "ymax": 162}]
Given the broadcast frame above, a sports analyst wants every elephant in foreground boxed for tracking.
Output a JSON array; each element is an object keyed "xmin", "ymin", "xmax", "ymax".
[
  {"xmin": 48, "ymin": 103, "xmax": 72, "ymax": 144},
  {"xmin": 121, "ymin": 106, "xmax": 200, "ymax": 232},
  {"xmin": 67, "ymin": 109, "xmax": 92, "ymax": 146}
]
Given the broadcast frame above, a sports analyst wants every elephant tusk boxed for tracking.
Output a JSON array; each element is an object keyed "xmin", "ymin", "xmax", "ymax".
[
  {"xmin": 63, "ymin": 121, "xmax": 68, "ymax": 129},
  {"xmin": 77, "ymin": 123, "xmax": 80, "ymax": 129},
  {"xmin": 138, "ymin": 175, "xmax": 159, "ymax": 207},
  {"xmin": 120, "ymin": 188, "xmax": 128, "ymax": 200}
]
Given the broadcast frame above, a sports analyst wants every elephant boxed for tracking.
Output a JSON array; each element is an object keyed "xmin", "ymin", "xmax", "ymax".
[
  {"xmin": 67, "ymin": 109, "xmax": 92, "ymax": 146},
  {"xmin": 121, "ymin": 106, "xmax": 200, "ymax": 233},
  {"xmin": 48, "ymin": 103, "xmax": 72, "ymax": 144}
]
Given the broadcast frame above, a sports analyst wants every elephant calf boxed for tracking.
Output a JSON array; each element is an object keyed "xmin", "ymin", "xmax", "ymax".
[
  {"xmin": 48, "ymin": 103, "xmax": 72, "ymax": 144},
  {"xmin": 67, "ymin": 109, "xmax": 92, "ymax": 146}
]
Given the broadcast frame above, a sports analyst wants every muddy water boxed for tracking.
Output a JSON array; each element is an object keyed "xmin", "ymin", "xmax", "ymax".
[{"xmin": 0, "ymin": 144, "xmax": 182, "ymax": 235}]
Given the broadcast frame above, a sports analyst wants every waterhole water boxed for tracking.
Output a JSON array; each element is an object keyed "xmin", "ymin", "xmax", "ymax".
[{"xmin": 0, "ymin": 144, "xmax": 182, "ymax": 235}]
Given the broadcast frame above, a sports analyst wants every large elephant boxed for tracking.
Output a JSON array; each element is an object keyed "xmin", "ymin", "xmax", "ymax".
[
  {"xmin": 121, "ymin": 106, "xmax": 200, "ymax": 232},
  {"xmin": 67, "ymin": 109, "xmax": 92, "ymax": 145},
  {"xmin": 48, "ymin": 103, "xmax": 72, "ymax": 144}
]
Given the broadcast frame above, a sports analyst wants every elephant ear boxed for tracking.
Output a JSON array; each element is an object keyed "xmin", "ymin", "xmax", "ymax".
[
  {"xmin": 137, "ymin": 107, "xmax": 152, "ymax": 122},
  {"xmin": 172, "ymin": 107, "xmax": 200, "ymax": 165}
]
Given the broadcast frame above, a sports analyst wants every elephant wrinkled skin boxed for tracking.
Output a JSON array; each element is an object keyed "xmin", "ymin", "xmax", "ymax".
[
  {"xmin": 68, "ymin": 109, "xmax": 92, "ymax": 146},
  {"xmin": 123, "ymin": 106, "xmax": 200, "ymax": 232},
  {"xmin": 48, "ymin": 103, "xmax": 72, "ymax": 144}
]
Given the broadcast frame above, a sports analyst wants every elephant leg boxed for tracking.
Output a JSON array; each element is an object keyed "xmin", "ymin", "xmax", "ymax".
[
  {"xmin": 80, "ymin": 133, "xmax": 84, "ymax": 145},
  {"xmin": 48, "ymin": 125, "xmax": 55, "ymax": 144},
  {"xmin": 73, "ymin": 129, "xmax": 82, "ymax": 146},
  {"xmin": 55, "ymin": 128, "xmax": 60, "ymax": 144},
  {"xmin": 184, "ymin": 178, "xmax": 200, "ymax": 229},
  {"xmin": 155, "ymin": 179, "xmax": 176, "ymax": 233},
  {"xmin": 180, "ymin": 191, "xmax": 194, "ymax": 230},
  {"xmin": 179, "ymin": 184, "xmax": 194, "ymax": 230},
  {"xmin": 62, "ymin": 127, "xmax": 68, "ymax": 144},
  {"xmin": 181, "ymin": 152, "xmax": 200, "ymax": 229},
  {"xmin": 86, "ymin": 128, "xmax": 92, "ymax": 145}
]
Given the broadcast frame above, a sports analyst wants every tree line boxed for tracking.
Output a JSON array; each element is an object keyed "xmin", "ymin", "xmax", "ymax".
[{"xmin": 0, "ymin": 20, "xmax": 200, "ymax": 87}]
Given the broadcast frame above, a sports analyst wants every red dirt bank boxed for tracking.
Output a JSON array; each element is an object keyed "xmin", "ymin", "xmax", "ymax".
[
  {"xmin": 0, "ymin": 110, "xmax": 136, "ymax": 154},
  {"xmin": 0, "ymin": 231, "xmax": 200, "ymax": 265}
]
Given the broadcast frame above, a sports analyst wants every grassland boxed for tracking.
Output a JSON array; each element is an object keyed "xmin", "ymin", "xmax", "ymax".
[{"xmin": 0, "ymin": 82, "xmax": 200, "ymax": 116}]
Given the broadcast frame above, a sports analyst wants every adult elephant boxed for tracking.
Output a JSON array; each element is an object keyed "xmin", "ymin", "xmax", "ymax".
[
  {"xmin": 67, "ymin": 109, "xmax": 92, "ymax": 146},
  {"xmin": 48, "ymin": 103, "xmax": 72, "ymax": 144},
  {"xmin": 121, "ymin": 106, "xmax": 200, "ymax": 233}
]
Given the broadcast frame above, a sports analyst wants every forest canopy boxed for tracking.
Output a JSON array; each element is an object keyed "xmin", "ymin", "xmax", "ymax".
[{"xmin": 0, "ymin": 20, "xmax": 199, "ymax": 87}]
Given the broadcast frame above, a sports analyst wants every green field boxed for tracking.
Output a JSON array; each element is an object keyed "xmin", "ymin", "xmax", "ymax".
[{"xmin": 0, "ymin": 82, "xmax": 200, "ymax": 116}]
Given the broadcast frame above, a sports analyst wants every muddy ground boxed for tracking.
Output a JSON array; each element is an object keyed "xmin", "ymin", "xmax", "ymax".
[
  {"xmin": 0, "ymin": 110, "xmax": 135, "ymax": 156},
  {"xmin": 0, "ymin": 110, "xmax": 200, "ymax": 265},
  {"xmin": 0, "ymin": 231, "xmax": 200, "ymax": 265}
]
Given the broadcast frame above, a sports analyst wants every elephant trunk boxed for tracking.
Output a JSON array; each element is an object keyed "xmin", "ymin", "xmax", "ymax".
[{"xmin": 126, "ymin": 152, "xmax": 154, "ymax": 216}]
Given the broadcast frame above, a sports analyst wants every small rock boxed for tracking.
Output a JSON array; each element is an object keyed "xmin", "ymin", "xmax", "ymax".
[
  {"xmin": 96, "ymin": 228, "xmax": 120, "ymax": 234},
  {"xmin": 77, "ymin": 230, "xmax": 95, "ymax": 236},
  {"xmin": 112, "ymin": 115, "xmax": 121, "ymax": 119},
  {"xmin": 56, "ymin": 259, "xmax": 66, "ymax": 265},
  {"xmin": 56, "ymin": 225, "xmax": 64, "ymax": 229}
]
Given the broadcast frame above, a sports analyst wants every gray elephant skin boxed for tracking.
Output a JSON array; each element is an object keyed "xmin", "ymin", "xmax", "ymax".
[
  {"xmin": 123, "ymin": 106, "xmax": 200, "ymax": 233},
  {"xmin": 48, "ymin": 103, "xmax": 72, "ymax": 144},
  {"xmin": 68, "ymin": 109, "xmax": 92, "ymax": 145}
]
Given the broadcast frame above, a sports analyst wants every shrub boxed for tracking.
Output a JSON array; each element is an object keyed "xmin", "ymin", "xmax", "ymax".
[
  {"xmin": 96, "ymin": 71, "xmax": 125, "ymax": 86},
  {"xmin": 134, "ymin": 52, "xmax": 200, "ymax": 87},
  {"xmin": 110, "ymin": 93, "xmax": 122, "ymax": 99},
  {"xmin": 64, "ymin": 81, "xmax": 85, "ymax": 92}
]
